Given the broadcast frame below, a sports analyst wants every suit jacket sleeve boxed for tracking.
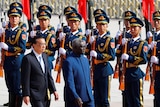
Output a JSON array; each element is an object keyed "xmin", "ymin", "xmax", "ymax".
[
  {"xmin": 21, "ymin": 55, "xmax": 31, "ymax": 97},
  {"xmin": 43, "ymin": 53, "xmax": 57, "ymax": 93}
]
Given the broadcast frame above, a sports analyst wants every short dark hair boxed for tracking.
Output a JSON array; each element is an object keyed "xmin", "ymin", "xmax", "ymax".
[{"xmin": 32, "ymin": 35, "xmax": 44, "ymax": 45}]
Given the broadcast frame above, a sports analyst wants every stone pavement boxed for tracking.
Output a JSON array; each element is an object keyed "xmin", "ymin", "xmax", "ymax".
[{"xmin": 0, "ymin": 16, "xmax": 154, "ymax": 107}]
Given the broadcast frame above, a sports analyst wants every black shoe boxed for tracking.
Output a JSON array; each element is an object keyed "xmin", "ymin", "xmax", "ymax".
[{"xmin": 3, "ymin": 102, "xmax": 9, "ymax": 106}]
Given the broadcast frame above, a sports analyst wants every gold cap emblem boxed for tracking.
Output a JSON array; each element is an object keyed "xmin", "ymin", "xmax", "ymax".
[
  {"xmin": 131, "ymin": 18, "xmax": 137, "ymax": 23},
  {"xmin": 40, "ymin": 11, "xmax": 46, "ymax": 15},
  {"xmin": 99, "ymin": 16, "xmax": 105, "ymax": 20},
  {"xmin": 67, "ymin": 7, "xmax": 72, "ymax": 11},
  {"xmin": 96, "ymin": 9, "xmax": 102, "ymax": 14},
  {"xmin": 13, "ymin": 3, "xmax": 19, "ymax": 7},
  {"xmin": 11, "ymin": 8, "xmax": 18, "ymax": 12},
  {"xmin": 71, "ymin": 13, "xmax": 77, "ymax": 17},
  {"xmin": 41, "ymin": 6, "xmax": 47, "ymax": 10},
  {"xmin": 155, "ymin": 11, "xmax": 160, "ymax": 17}
]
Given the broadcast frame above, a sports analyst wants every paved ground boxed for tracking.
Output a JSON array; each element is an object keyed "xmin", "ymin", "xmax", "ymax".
[{"xmin": 0, "ymin": 16, "xmax": 154, "ymax": 107}]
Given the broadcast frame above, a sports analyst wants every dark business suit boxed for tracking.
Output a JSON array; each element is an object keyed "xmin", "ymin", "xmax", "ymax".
[
  {"xmin": 62, "ymin": 53, "xmax": 94, "ymax": 107},
  {"xmin": 21, "ymin": 51, "xmax": 56, "ymax": 107}
]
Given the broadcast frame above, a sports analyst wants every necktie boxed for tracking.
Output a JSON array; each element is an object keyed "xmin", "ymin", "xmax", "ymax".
[{"xmin": 39, "ymin": 56, "xmax": 45, "ymax": 73}]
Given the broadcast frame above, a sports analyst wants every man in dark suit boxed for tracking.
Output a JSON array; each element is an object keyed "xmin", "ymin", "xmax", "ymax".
[
  {"xmin": 21, "ymin": 35, "xmax": 59, "ymax": 107},
  {"xmin": 62, "ymin": 38, "xmax": 94, "ymax": 107}
]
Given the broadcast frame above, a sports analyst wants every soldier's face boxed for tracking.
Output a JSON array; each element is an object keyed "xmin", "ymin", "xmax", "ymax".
[
  {"xmin": 9, "ymin": 15, "xmax": 20, "ymax": 27},
  {"xmin": 130, "ymin": 26, "xmax": 141, "ymax": 38},
  {"xmin": 39, "ymin": 19, "xmax": 50, "ymax": 30},
  {"xmin": 124, "ymin": 19, "xmax": 130, "ymax": 31},
  {"xmin": 154, "ymin": 19, "xmax": 160, "ymax": 31},
  {"xmin": 33, "ymin": 38, "xmax": 46, "ymax": 54},
  {"xmin": 68, "ymin": 20, "xmax": 80, "ymax": 32},
  {"xmin": 96, "ymin": 23, "xmax": 108, "ymax": 35}
]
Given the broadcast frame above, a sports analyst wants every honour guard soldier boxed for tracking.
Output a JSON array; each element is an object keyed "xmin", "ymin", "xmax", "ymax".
[
  {"xmin": 89, "ymin": 13, "xmax": 115, "ymax": 107},
  {"xmin": 148, "ymin": 10, "xmax": 160, "ymax": 107},
  {"xmin": 58, "ymin": 11, "xmax": 86, "ymax": 57},
  {"xmin": 57, "ymin": 6, "xmax": 82, "ymax": 37},
  {"xmin": 114, "ymin": 11, "xmax": 136, "ymax": 107},
  {"xmin": 0, "ymin": 7, "xmax": 27, "ymax": 107},
  {"xmin": 6, "ymin": 2, "xmax": 27, "ymax": 32},
  {"xmin": 117, "ymin": 17, "xmax": 148, "ymax": 107},
  {"xmin": 36, "ymin": 5, "xmax": 55, "ymax": 35},
  {"xmin": 1, "ymin": 2, "xmax": 27, "ymax": 106},
  {"xmin": 115, "ymin": 11, "xmax": 137, "ymax": 47}
]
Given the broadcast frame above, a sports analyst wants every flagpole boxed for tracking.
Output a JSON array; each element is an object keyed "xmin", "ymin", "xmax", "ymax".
[{"xmin": 86, "ymin": 0, "xmax": 93, "ymax": 29}]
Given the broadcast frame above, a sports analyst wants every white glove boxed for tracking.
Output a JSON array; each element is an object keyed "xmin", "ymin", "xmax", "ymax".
[
  {"xmin": 148, "ymin": 44, "xmax": 151, "ymax": 50},
  {"xmin": 90, "ymin": 36, "xmax": 95, "ymax": 44},
  {"xmin": 115, "ymin": 30, "xmax": 122, "ymax": 40},
  {"xmin": 0, "ymin": 28, "xmax": 4, "ymax": 37},
  {"xmin": 2, "ymin": 21, "xmax": 8, "ymax": 28},
  {"xmin": 116, "ymin": 44, "xmax": 120, "ymax": 49},
  {"xmin": 57, "ymin": 24, "xmax": 62, "ymax": 31},
  {"xmin": 147, "ymin": 31, "xmax": 153, "ymax": 38},
  {"xmin": 90, "ymin": 50, "xmax": 97, "ymax": 58},
  {"xmin": 85, "ymin": 29, "xmax": 91, "ymax": 36},
  {"xmin": 150, "ymin": 56, "xmax": 159, "ymax": 64},
  {"xmin": 121, "ymin": 53, "xmax": 129, "ymax": 60},
  {"xmin": 122, "ymin": 38, "xmax": 128, "ymax": 45},
  {"xmin": 150, "ymin": 41, "xmax": 157, "ymax": 50},
  {"xmin": 30, "ymin": 30, "xmax": 36, "ymax": 38},
  {"xmin": 59, "ymin": 47, "xmax": 66, "ymax": 55},
  {"xmin": 0, "ymin": 42, "xmax": 8, "ymax": 50},
  {"xmin": 58, "ymin": 32, "xmax": 65, "ymax": 41}
]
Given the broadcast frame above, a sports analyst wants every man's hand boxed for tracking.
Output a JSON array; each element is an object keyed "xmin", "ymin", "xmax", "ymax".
[
  {"xmin": 53, "ymin": 91, "xmax": 59, "ymax": 101},
  {"xmin": 0, "ymin": 42, "xmax": 8, "ymax": 50},
  {"xmin": 90, "ymin": 50, "xmax": 97, "ymax": 58},
  {"xmin": 147, "ymin": 31, "xmax": 153, "ymax": 38},
  {"xmin": 150, "ymin": 56, "xmax": 159, "ymax": 64},
  {"xmin": 58, "ymin": 32, "xmax": 65, "ymax": 41},
  {"xmin": 121, "ymin": 53, "xmax": 129, "ymax": 60},
  {"xmin": 23, "ymin": 96, "xmax": 30, "ymax": 105},
  {"xmin": 30, "ymin": 30, "xmax": 36, "ymax": 38},
  {"xmin": 75, "ymin": 98, "xmax": 83, "ymax": 107},
  {"xmin": 115, "ymin": 30, "xmax": 122, "ymax": 40},
  {"xmin": 59, "ymin": 47, "xmax": 66, "ymax": 56}
]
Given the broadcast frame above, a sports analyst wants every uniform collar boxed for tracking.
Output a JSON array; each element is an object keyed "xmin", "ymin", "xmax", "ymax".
[
  {"xmin": 41, "ymin": 29, "xmax": 48, "ymax": 34},
  {"xmin": 132, "ymin": 36, "xmax": 140, "ymax": 42},
  {"xmin": 98, "ymin": 32, "xmax": 107, "ymax": 38},
  {"xmin": 156, "ymin": 30, "xmax": 160, "ymax": 36},
  {"xmin": 72, "ymin": 30, "xmax": 79, "ymax": 35},
  {"xmin": 11, "ymin": 25, "xmax": 18, "ymax": 31}
]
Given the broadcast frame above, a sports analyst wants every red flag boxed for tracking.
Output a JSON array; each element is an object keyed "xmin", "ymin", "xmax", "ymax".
[
  {"xmin": 78, "ymin": 0, "xmax": 87, "ymax": 23},
  {"xmin": 142, "ymin": 0, "xmax": 155, "ymax": 26},
  {"xmin": 21, "ymin": 0, "xmax": 31, "ymax": 20}
]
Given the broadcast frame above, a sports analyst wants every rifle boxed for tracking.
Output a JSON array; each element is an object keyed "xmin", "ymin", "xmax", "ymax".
[
  {"xmin": 145, "ymin": 5, "xmax": 153, "ymax": 81},
  {"xmin": 0, "ymin": 31, "xmax": 5, "ymax": 78},
  {"xmin": 55, "ymin": 36, "xmax": 65, "ymax": 83},
  {"xmin": 145, "ymin": 36, "xmax": 152, "ymax": 81},
  {"xmin": 149, "ymin": 29, "xmax": 156, "ymax": 94},
  {"xmin": 90, "ymin": 36, "xmax": 96, "ymax": 88},
  {"xmin": 54, "ymin": 13, "xmax": 65, "ymax": 83},
  {"xmin": 119, "ymin": 27, "xmax": 127, "ymax": 91},
  {"xmin": 113, "ymin": 20, "xmax": 122, "ymax": 78}
]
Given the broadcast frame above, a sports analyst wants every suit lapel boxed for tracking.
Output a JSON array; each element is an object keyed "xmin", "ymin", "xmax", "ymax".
[
  {"xmin": 42, "ymin": 53, "xmax": 47, "ymax": 74},
  {"xmin": 31, "ymin": 51, "xmax": 45, "ymax": 74}
]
